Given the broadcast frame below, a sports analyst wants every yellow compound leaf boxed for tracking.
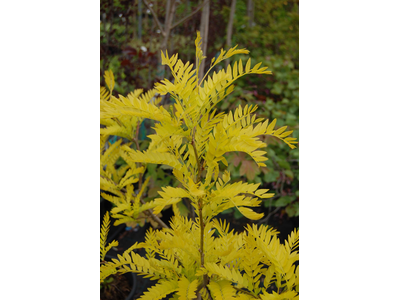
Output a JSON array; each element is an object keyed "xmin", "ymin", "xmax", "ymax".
[{"xmin": 177, "ymin": 277, "xmax": 197, "ymax": 300}]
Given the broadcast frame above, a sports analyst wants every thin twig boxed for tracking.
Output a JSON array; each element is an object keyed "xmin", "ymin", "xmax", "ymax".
[
  {"xmin": 170, "ymin": 0, "xmax": 209, "ymax": 30},
  {"xmin": 112, "ymin": 117, "xmax": 125, "ymax": 129},
  {"xmin": 280, "ymin": 172, "xmax": 285, "ymax": 195},
  {"xmin": 111, "ymin": 283, "xmax": 124, "ymax": 295},
  {"xmin": 191, "ymin": 127, "xmax": 202, "ymax": 183},
  {"xmin": 232, "ymin": 286, "xmax": 257, "ymax": 298},
  {"xmin": 197, "ymin": 196, "xmax": 209, "ymax": 299},
  {"xmin": 143, "ymin": 0, "xmax": 166, "ymax": 36},
  {"xmin": 134, "ymin": 120, "xmax": 143, "ymax": 192},
  {"xmin": 190, "ymin": 126, "xmax": 209, "ymax": 298},
  {"xmin": 257, "ymin": 206, "xmax": 281, "ymax": 225},
  {"xmin": 140, "ymin": 199, "xmax": 169, "ymax": 229}
]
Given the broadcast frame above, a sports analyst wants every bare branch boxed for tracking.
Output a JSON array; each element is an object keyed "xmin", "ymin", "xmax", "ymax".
[
  {"xmin": 171, "ymin": 0, "xmax": 209, "ymax": 30},
  {"xmin": 143, "ymin": 0, "xmax": 166, "ymax": 36},
  {"xmin": 257, "ymin": 206, "xmax": 281, "ymax": 225},
  {"xmin": 140, "ymin": 198, "xmax": 169, "ymax": 229},
  {"xmin": 225, "ymin": 0, "xmax": 237, "ymax": 68}
]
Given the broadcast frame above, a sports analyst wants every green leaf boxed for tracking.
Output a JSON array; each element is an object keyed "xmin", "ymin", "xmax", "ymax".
[
  {"xmin": 271, "ymin": 82, "xmax": 283, "ymax": 95},
  {"xmin": 284, "ymin": 170, "xmax": 294, "ymax": 179},
  {"xmin": 221, "ymin": 208, "xmax": 233, "ymax": 215},
  {"xmin": 233, "ymin": 207, "xmax": 243, "ymax": 219},
  {"xmin": 277, "ymin": 159, "xmax": 291, "ymax": 170},
  {"xmin": 263, "ymin": 170, "xmax": 279, "ymax": 183},
  {"xmin": 285, "ymin": 202, "xmax": 299, "ymax": 217},
  {"xmin": 221, "ymin": 100, "xmax": 230, "ymax": 110},
  {"xmin": 175, "ymin": 201, "xmax": 189, "ymax": 217},
  {"xmin": 274, "ymin": 195, "xmax": 296, "ymax": 207}
]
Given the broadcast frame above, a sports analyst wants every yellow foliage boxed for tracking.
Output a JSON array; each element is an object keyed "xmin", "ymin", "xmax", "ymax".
[
  {"xmin": 100, "ymin": 212, "xmax": 118, "ymax": 261},
  {"xmin": 100, "ymin": 32, "xmax": 299, "ymax": 299}
]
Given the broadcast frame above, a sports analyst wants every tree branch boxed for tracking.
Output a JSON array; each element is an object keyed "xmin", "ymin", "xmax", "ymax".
[
  {"xmin": 225, "ymin": 0, "xmax": 236, "ymax": 68},
  {"xmin": 133, "ymin": 120, "xmax": 143, "ymax": 192},
  {"xmin": 171, "ymin": 0, "xmax": 209, "ymax": 30},
  {"xmin": 191, "ymin": 127, "xmax": 202, "ymax": 183},
  {"xmin": 140, "ymin": 199, "xmax": 169, "ymax": 229},
  {"xmin": 143, "ymin": 0, "xmax": 166, "ymax": 36},
  {"xmin": 257, "ymin": 205, "xmax": 281, "ymax": 225},
  {"xmin": 197, "ymin": 196, "xmax": 209, "ymax": 300}
]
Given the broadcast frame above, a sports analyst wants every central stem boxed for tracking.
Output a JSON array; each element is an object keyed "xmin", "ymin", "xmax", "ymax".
[
  {"xmin": 134, "ymin": 120, "xmax": 143, "ymax": 192},
  {"xmin": 191, "ymin": 127, "xmax": 202, "ymax": 183},
  {"xmin": 197, "ymin": 196, "xmax": 208, "ymax": 299},
  {"xmin": 199, "ymin": 196, "xmax": 205, "ymax": 266},
  {"xmin": 191, "ymin": 128, "xmax": 208, "ymax": 299}
]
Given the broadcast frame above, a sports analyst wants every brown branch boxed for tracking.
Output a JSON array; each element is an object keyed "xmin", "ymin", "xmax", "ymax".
[
  {"xmin": 198, "ymin": 0, "xmax": 210, "ymax": 80},
  {"xmin": 140, "ymin": 199, "xmax": 169, "ymax": 229},
  {"xmin": 134, "ymin": 120, "xmax": 143, "ymax": 192},
  {"xmin": 191, "ymin": 127, "xmax": 202, "ymax": 183},
  {"xmin": 233, "ymin": 286, "xmax": 257, "ymax": 298},
  {"xmin": 256, "ymin": 205, "xmax": 281, "ymax": 225},
  {"xmin": 161, "ymin": 0, "xmax": 177, "ymax": 52},
  {"xmin": 143, "ymin": 0, "xmax": 165, "ymax": 36},
  {"xmin": 197, "ymin": 196, "xmax": 209, "ymax": 299},
  {"xmin": 190, "ymin": 126, "xmax": 209, "ymax": 298},
  {"xmin": 112, "ymin": 117, "xmax": 124, "ymax": 129},
  {"xmin": 196, "ymin": 283, "xmax": 212, "ymax": 300},
  {"xmin": 170, "ymin": 0, "xmax": 209, "ymax": 30},
  {"xmin": 225, "ymin": 0, "xmax": 236, "ymax": 68},
  {"xmin": 199, "ymin": 199, "xmax": 205, "ymax": 268}
]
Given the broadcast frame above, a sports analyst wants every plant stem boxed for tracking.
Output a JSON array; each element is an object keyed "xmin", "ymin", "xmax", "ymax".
[
  {"xmin": 198, "ymin": 196, "xmax": 208, "ymax": 299},
  {"xmin": 191, "ymin": 127, "xmax": 202, "ymax": 183},
  {"xmin": 140, "ymin": 199, "xmax": 169, "ymax": 229},
  {"xmin": 257, "ymin": 206, "xmax": 281, "ymax": 225},
  {"xmin": 232, "ymin": 286, "xmax": 257, "ymax": 298},
  {"xmin": 134, "ymin": 120, "xmax": 143, "ymax": 192},
  {"xmin": 190, "ymin": 128, "xmax": 209, "ymax": 298},
  {"xmin": 143, "ymin": 0, "xmax": 165, "ymax": 36},
  {"xmin": 170, "ymin": 0, "xmax": 209, "ymax": 30},
  {"xmin": 113, "ymin": 117, "xmax": 124, "ymax": 128},
  {"xmin": 199, "ymin": 197, "xmax": 205, "ymax": 266}
]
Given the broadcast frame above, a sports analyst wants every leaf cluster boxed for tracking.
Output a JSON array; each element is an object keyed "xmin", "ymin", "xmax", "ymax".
[{"xmin": 101, "ymin": 216, "xmax": 299, "ymax": 299}]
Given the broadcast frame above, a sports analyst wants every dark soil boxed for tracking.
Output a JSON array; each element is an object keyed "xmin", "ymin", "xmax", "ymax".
[
  {"xmin": 101, "ymin": 273, "xmax": 131, "ymax": 300},
  {"xmin": 106, "ymin": 223, "xmax": 156, "ymax": 298}
]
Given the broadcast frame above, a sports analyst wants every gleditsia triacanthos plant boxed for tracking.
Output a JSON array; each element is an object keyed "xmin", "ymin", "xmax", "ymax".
[{"xmin": 100, "ymin": 32, "xmax": 299, "ymax": 300}]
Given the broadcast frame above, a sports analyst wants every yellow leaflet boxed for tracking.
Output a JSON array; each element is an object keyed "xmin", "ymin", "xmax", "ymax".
[{"xmin": 104, "ymin": 69, "xmax": 114, "ymax": 92}]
